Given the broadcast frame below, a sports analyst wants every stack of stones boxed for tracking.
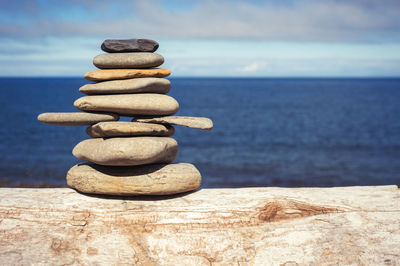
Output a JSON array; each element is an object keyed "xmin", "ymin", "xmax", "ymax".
[{"xmin": 38, "ymin": 38, "xmax": 213, "ymax": 196}]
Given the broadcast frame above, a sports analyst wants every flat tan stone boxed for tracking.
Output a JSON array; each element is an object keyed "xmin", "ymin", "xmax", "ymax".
[
  {"xmin": 93, "ymin": 53, "xmax": 164, "ymax": 69},
  {"xmin": 72, "ymin": 137, "xmax": 178, "ymax": 166},
  {"xmin": 79, "ymin": 78, "xmax": 170, "ymax": 95},
  {"xmin": 84, "ymin": 69, "xmax": 170, "ymax": 81},
  {"xmin": 86, "ymin": 122, "xmax": 174, "ymax": 138},
  {"xmin": 37, "ymin": 112, "xmax": 119, "ymax": 126},
  {"xmin": 74, "ymin": 94, "xmax": 179, "ymax": 116},
  {"xmin": 67, "ymin": 163, "xmax": 201, "ymax": 196},
  {"xmin": 134, "ymin": 116, "xmax": 213, "ymax": 130}
]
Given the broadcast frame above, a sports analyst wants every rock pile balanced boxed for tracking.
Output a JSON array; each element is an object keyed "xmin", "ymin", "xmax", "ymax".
[{"xmin": 38, "ymin": 38, "xmax": 213, "ymax": 196}]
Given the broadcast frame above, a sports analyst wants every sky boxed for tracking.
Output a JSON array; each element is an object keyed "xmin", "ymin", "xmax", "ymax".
[{"xmin": 0, "ymin": 0, "xmax": 400, "ymax": 77}]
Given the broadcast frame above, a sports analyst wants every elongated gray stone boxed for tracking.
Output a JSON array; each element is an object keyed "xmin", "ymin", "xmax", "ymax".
[
  {"xmin": 133, "ymin": 116, "xmax": 213, "ymax": 130},
  {"xmin": 37, "ymin": 112, "xmax": 119, "ymax": 126},
  {"xmin": 93, "ymin": 53, "xmax": 164, "ymax": 69},
  {"xmin": 79, "ymin": 78, "xmax": 170, "ymax": 95},
  {"xmin": 101, "ymin": 39, "xmax": 159, "ymax": 53},
  {"xmin": 74, "ymin": 94, "xmax": 179, "ymax": 116},
  {"xmin": 72, "ymin": 137, "xmax": 178, "ymax": 166},
  {"xmin": 86, "ymin": 122, "xmax": 174, "ymax": 138},
  {"xmin": 67, "ymin": 163, "xmax": 201, "ymax": 196}
]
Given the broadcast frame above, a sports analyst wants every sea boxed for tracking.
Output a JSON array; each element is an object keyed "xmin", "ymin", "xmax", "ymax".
[{"xmin": 0, "ymin": 77, "xmax": 399, "ymax": 188}]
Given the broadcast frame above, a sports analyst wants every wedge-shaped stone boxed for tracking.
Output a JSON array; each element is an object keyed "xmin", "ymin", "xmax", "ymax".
[
  {"xmin": 67, "ymin": 163, "xmax": 201, "ymax": 196},
  {"xmin": 72, "ymin": 137, "xmax": 178, "ymax": 166},
  {"xmin": 133, "ymin": 116, "xmax": 213, "ymax": 130},
  {"xmin": 86, "ymin": 122, "xmax": 174, "ymax": 138},
  {"xmin": 74, "ymin": 94, "xmax": 179, "ymax": 116},
  {"xmin": 37, "ymin": 112, "xmax": 119, "ymax": 126},
  {"xmin": 101, "ymin": 38, "xmax": 159, "ymax": 53},
  {"xmin": 79, "ymin": 78, "xmax": 170, "ymax": 95},
  {"xmin": 84, "ymin": 69, "xmax": 170, "ymax": 81},
  {"xmin": 93, "ymin": 53, "xmax": 164, "ymax": 69}
]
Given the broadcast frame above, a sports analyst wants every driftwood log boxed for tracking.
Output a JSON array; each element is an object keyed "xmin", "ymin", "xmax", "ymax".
[{"xmin": 0, "ymin": 186, "xmax": 399, "ymax": 265}]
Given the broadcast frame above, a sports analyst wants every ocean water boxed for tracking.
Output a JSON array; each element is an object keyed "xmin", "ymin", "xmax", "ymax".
[{"xmin": 0, "ymin": 77, "xmax": 399, "ymax": 188}]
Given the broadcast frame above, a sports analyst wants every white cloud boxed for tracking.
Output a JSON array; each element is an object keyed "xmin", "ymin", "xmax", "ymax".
[
  {"xmin": 0, "ymin": 38, "xmax": 399, "ymax": 77},
  {"xmin": 0, "ymin": 0, "xmax": 399, "ymax": 42},
  {"xmin": 238, "ymin": 62, "xmax": 267, "ymax": 73}
]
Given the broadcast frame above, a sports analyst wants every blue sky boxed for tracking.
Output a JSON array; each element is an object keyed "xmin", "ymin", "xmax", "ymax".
[{"xmin": 0, "ymin": 0, "xmax": 399, "ymax": 77}]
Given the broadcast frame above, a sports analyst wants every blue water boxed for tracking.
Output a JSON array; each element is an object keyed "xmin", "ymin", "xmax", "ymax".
[{"xmin": 0, "ymin": 77, "xmax": 399, "ymax": 187}]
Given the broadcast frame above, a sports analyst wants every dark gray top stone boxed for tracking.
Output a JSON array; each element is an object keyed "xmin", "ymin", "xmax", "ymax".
[{"xmin": 101, "ymin": 39, "xmax": 159, "ymax": 53}]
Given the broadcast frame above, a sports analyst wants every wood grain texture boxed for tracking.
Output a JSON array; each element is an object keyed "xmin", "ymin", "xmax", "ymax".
[{"xmin": 0, "ymin": 186, "xmax": 399, "ymax": 265}]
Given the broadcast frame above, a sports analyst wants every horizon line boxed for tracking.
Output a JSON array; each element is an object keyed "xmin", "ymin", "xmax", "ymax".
[{"xmin": 1, "ymin": 76, "xmax": 400, "ymax": 79}]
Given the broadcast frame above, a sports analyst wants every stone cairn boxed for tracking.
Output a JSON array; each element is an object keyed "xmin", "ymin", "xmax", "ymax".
[{"xmin": 38, "ymin": 38, "xmax": 213, "ymax": 196}]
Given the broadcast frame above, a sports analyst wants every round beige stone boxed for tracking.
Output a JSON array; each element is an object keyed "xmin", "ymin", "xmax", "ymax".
[
  {"xmin": 37, "ymin": 112, "xmax": 119, "ymax": 126},
  {"xmin": 67, "ymin": 163, "xmax": 201, "ymax": 196},
  {"xmin": 72, "ymin": 137, "xmax": 178, "ymax": 166},
  {"xmin": 79, "ymin": 78, "xmax": 170, "ymax": 95},
  {"xmin": 93, "ymin": 52, "xmax": 164, "ymax": 69},
  {"xmin": 86, "ymin": 122, "xmax": 174, "ymax": 138},
  {"xmin": 84, "ymin": 69, "xmax": 170, "ymax": 82},
  {"xmin": 74, "ymin": 94, "xmax": 179, "ymax": 116}
]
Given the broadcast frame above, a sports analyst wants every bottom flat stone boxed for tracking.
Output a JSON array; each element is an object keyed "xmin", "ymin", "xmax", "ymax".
[{"xmin": 67, "ymin": 163, "xmax": 201, "ymax": 196}]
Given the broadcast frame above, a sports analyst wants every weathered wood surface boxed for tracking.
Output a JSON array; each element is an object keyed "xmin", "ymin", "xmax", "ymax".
[{"xmin": 0, "ymin": 186, "xmax": 399, "ymax": 265}]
